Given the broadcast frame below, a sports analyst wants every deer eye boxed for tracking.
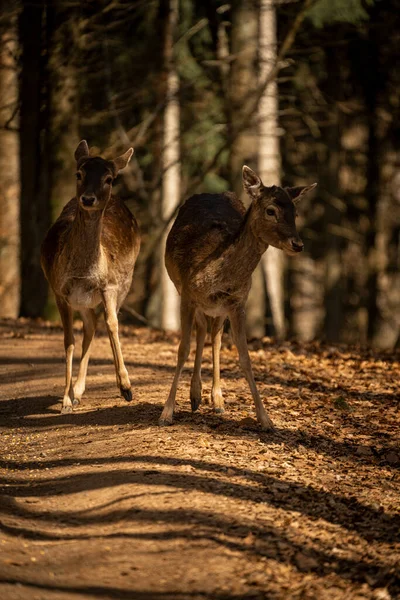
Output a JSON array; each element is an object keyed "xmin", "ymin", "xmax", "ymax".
[
  {"xmin": 266, "ymin": 208, "xmax": 275, "ymax": 217},
  {"xmin": 76, "ymin": 172, "xmax": 82, "ymax": 181},
  {"xmin": 105, "ymin": 176, "xmax": 113, "ymax": 185}
]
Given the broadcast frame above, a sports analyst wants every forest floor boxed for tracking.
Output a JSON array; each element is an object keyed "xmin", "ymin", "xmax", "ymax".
[{"xmin": 0, "ymin": 318, "xmax": 399, "ymax": 600}]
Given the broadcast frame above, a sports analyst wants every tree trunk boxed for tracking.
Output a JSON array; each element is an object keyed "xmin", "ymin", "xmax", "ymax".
[
  {"xmin": 19, "ymin": 0, "xmax": 51, "ymax": 318},
  {"xmin": 322, "ymin": 48, "xmax": 344, "ymax": 342},
  {"xmin": 160, "ymin": 0, "xmax": 180, "ymax": 331},
  {"xmin": 229, "ymin": 0, "xmax": 266, "ymax": 338},
  {"xmin": 290, "ymin": 256, "xmax": 325, "ymax": 341},
  {"xmin": 48, "ymin": 4, "xmax": 79, "ymax": 221},
  {"xmin": 363, "ymin": 31, "xmax": 382, "ymax": 345},
  {"xmin": 258, "ymin": 0, "xmax": 286, "ymax": 339},
  {"xmin": 42, "ymin": 4, "xmax": 80, "ymax": 319},
  {"xmin": 0, "ymin": 15, "xmax": 20, "ymax": 318}
]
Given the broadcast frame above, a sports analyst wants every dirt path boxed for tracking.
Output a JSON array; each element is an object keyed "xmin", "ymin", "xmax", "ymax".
[{"xmin": 0, "ymin": 318, "xmax": 399, "ymax": 600}]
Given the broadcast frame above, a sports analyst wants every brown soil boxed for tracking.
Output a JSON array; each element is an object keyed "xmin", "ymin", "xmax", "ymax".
[{"xmin": 0, "ymin": 318, "xmax": 399, "ymax": 600}]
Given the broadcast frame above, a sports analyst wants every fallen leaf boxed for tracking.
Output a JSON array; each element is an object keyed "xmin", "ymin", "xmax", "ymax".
[
  {"xmin": 356, "ymin": 445, "xmax": 373, "ymax": 456},
  {"xmin": 294, "ymin": 552, "xmax": 319, "ymax": 572},
  {"xmin": 239, "ymin": 416, "xmax": 257, "ymax": 428},
  {"xmin": 385, "ymin": 451, "xmax": 399, "ymax": 465}
]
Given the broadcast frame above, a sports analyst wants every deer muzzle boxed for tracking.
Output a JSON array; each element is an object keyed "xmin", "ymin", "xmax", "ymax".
[
  {"xmin": 80, "ymin": 195, "xmax": 97, "ymax": 208},
  {"xmin": 289, "ymin": 237, "xmax": 304, "ymax": 253}
]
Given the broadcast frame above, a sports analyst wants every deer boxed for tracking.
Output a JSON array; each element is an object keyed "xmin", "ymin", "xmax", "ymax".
[
  {"xmin": 41, "ymin": 140, "xmax": 140, "ymax": 413},
  {"xmin": 159, "ymin": 165, "xmax": 316, "ymax": 429}
]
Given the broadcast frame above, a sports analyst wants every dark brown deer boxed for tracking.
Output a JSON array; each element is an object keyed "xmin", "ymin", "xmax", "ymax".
[
  {"xmin": 41, "ymin": 141, "xmax": 140, "ymax": 413},
  {"xmin": 159, "ymin": 166, "xmax": 316, "ymax": 429}
]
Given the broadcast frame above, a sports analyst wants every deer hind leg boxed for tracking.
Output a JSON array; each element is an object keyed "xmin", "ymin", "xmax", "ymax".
[
  {"xmin": 56, "ymin": 297, "xmax": 75, "ymax": 414},
  {"xmin": 211, "ymin": 316, "xmax": 225, "ymax": 413},
  {"xmin": 190, "ymin": 310, "xmax": 207, "ymax": 412},
  {"xmin": 73, "ymin": 308, "xmax": 97, "ymax": 404},
  {"xmin": 229, "ymin": 307, "xmax": 274, "ymax": 430},
  {"xmin": 102, "ymin": 290, "xmax": 132, "ymax": 401},
  {"xmin": 159, "ymin": 298, "xmax": 195, "ymax": 425}
]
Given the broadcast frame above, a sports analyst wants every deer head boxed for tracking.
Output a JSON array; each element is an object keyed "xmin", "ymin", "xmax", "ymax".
[
  {"xmin": 74, "ymin": 140, "xmax": 134, "ymax": 211},
  {"xmin": 242, "ymin": 165, "xmax": 316, "ymax": 256}
]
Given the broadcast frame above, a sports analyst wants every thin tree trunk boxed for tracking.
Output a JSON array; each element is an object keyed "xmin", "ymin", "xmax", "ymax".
[
  {"xmin": 229, "ymin": 0, "xmax": 266, "ymax": 338},
  {"xmin": 258, "ymin": 0, "xmax": 286, "ymax": 339},
  {"xmin": 161, "ymin": 0, "xmax": 180, "ymax": 331},
  {"xmin": 0, "ymin": 15, "xmax": 20, "ymax": 318},
  {"xmin": 19, "ymin": 0, "xmax": 51, "ymax": 317}
]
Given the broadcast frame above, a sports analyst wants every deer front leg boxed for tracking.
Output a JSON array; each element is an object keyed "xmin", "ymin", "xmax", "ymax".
[
  {"xmin": 73, "ymin": 308, "xmax": 97, "ymax": 403},
  {"xmin": 56, "ymin": 297, "xmax": 75, "ymax": 414},
  {"xmin": 211, "ymin": 316, "xmax": 225, "ymax": 413},
  {"xmin": 102, "ymin": 290, "xmax": 132, "ymax": 401},
  {"xmin": 229, "ymin": 307, "xmax": 274, "ymax": 430},
  {"xmin": 190, "ymin": 311, "xmax": 207, "ymax": 412},
  {"xmin": 159, "ymin": 298, "xmax": 195, "ymax": 425}
]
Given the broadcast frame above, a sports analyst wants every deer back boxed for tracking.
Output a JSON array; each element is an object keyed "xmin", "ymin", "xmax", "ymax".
[{"xmin": 165, "ymin": 192, "xmax": 247, "ymax": 291}]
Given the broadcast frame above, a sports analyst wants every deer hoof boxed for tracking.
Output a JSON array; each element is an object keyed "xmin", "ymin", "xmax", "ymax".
[
  {"xmin": 72, "ymin": 398, "xmax": 80, "ymax": 406},
  {"xmin": 190, "ymin": 394, "xmax": 201, "ymax": 412},
  {"xmin": 260, "ymin": 418, "xmax": 274, "ymax": 431},
  {"xmin": 214, "ymin": 407, "xmax": 225, "ymax": 414},
  {"xmin": 159, "ymin": 416, "xmax": 173, "ymax": 427},
  {"xmin": 61, "ymin": 405, "xmax": 73, "ymax": 414},
  {"xmin": 121, "ymin": 387, "xmax": 132, "ymax": 402}
]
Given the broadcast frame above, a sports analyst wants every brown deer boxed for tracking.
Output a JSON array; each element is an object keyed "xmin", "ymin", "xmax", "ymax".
[
  {"xmin": 159, "ymin": 166, "xmax": 316, "ymax": 429},
  {"xmin": 41, "ymin": 141, "xmax": 140, "ymax": 413}
]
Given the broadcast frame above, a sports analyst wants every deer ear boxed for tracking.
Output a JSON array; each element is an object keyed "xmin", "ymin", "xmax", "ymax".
[
  {"xmin": 74, "ymin": 140, "xmax": 90, "ymax": 163},
  {"xmin": 286, "ymin": 183, "xmax": 317, "ymax": 205},
  {"xmin": 113, "ymin": 148, "xmax": 134, "ymax": 174},
  {"xmin": 242, "ymin": 165, "xmax": 263, "ymax": 198}
]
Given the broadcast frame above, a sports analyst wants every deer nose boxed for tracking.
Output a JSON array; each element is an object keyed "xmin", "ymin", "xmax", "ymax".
[
  {"xmin": 290, "ymin": 238, "xmax": 304, "ymax": 253},
  {"xmin": 81, "ymin": 195, "xmax": 96, "ymax": 207}
]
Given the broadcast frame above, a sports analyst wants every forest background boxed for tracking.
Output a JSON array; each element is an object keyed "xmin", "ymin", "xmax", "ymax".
[{"xmin": 0, "ymin": 0, "xmax": 399, "ymax": 348}]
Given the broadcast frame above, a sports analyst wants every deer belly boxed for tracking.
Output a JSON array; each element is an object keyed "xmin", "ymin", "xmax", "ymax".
[
  {"xmin": 200, "ymin": 289, "xmax": 236, "ymax": 318},
  {"xmin": 68, "ymin": 285, "xmax": 101, "ymax": 309},
  {"xmin": 202, "ymin": 304, "xmax": 226, "ymax": 317}
]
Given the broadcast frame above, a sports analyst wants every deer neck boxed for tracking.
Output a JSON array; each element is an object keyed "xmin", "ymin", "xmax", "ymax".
[
  {"xmin": 69, "ymin": 205, "xmax": 105, "ymax": 269},
  {"xmin": 227, "ymin": 205, "xmax": 268, "ymax": 276}
]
